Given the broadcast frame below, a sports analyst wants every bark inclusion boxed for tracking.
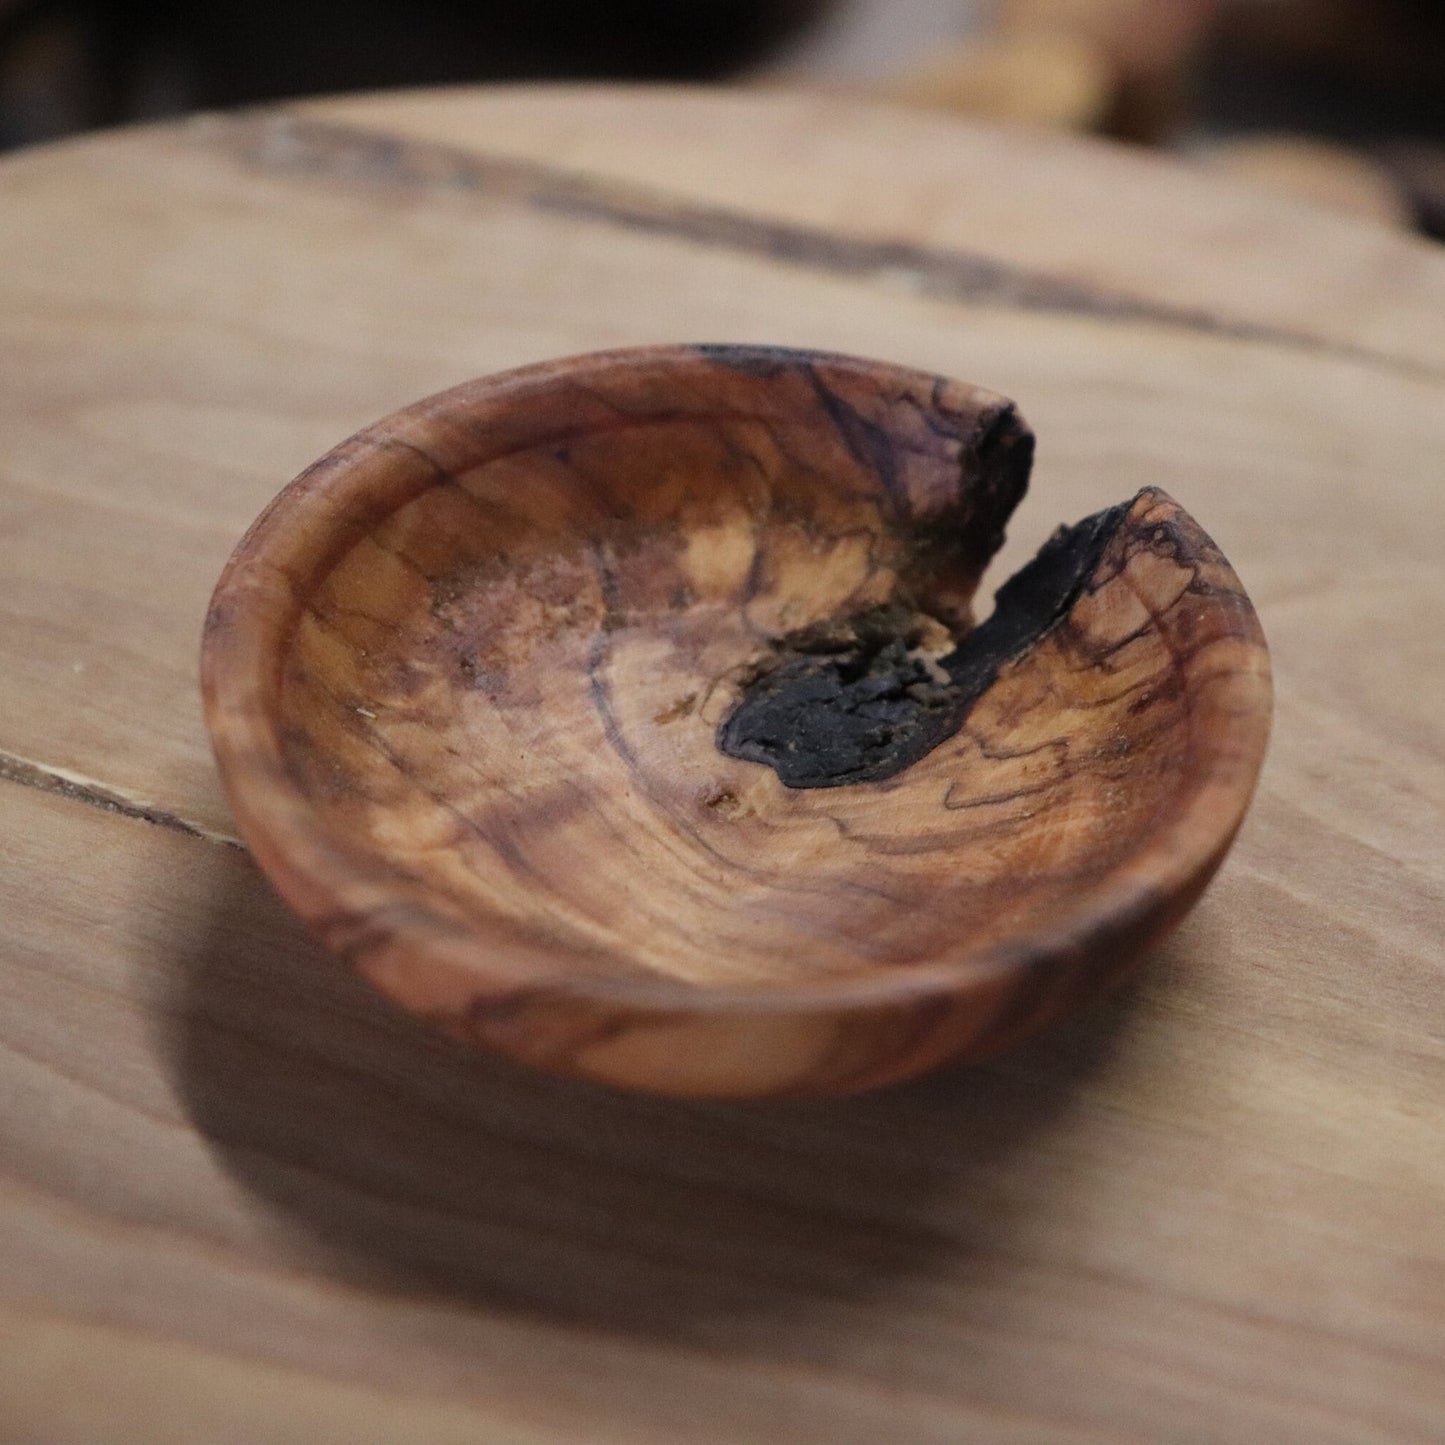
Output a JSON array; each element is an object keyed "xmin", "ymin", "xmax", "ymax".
[{"xmin": 717, "ymin": 497, "xmax": 1133, "ymax": 789}]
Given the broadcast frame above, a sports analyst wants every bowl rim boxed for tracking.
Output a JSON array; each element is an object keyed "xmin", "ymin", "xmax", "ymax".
[{"xmin": 200, "ymin": 342, "xmax": 1273, "ymax": 1015}]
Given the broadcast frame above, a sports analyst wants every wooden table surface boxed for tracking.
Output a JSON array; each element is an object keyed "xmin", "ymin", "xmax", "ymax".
[{"xmin": 2, "ymin": 85, "xmax": 1443, "ymax": 1444}]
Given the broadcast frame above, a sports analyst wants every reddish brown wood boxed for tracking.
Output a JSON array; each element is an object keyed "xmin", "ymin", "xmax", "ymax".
[{"xmin": 202, "ymin": 344, "xmax": 1271, "ymax": 1097}]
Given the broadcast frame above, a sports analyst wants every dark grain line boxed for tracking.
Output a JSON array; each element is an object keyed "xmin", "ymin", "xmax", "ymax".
[
  {"xmin": 0, "ymin": 750, "xmax": 244, "ymax": 849},
  {"xmin": 942, "ymin": 778, "xmax": 1061, "ymax": 812},
  {"xmin": 204, "ymin": 110, "xmax": 1445, "ymax": 385}
]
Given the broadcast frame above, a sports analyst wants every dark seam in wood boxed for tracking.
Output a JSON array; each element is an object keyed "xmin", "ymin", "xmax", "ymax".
[
  {"xmin": 207, "ymin": 110, "xmax": 1445, "ymax": 386},
  {"xmin": 0, "ymin": 750, "xmax": 244, "ymax": 849}
]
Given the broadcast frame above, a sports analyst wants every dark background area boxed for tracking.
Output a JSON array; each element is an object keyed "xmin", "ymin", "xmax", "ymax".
[{"xmin": 1, "ymin": 0, "xmax": 1442, "ymax": 235}]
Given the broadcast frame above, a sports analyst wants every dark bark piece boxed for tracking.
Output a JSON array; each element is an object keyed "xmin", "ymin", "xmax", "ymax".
[
  {"xmin": 719, "ymin": 497, "xmax": 1133, "ymax": 787},
  {"xmin": 716, "ymin": 613, "xmax": 963, "ymax": 789},
  {"xmin": 202, "ymin": 345, "xmax": 1272, "ymax": 1099}
]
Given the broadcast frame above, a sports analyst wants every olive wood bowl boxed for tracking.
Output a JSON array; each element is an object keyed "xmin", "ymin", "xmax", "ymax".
[{"xmin": 202, "ymin": 345, "xmax": 1271, "ymax": 1099}]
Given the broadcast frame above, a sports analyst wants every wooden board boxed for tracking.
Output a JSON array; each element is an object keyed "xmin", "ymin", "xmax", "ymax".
[{"xmin": 1, "ymin": 85, "xmax": 1442, "ymax": 1441}]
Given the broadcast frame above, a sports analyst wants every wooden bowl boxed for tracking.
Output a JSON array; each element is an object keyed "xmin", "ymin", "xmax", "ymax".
[{"xmin": 202, "ymin": 345, "xmax": 1271, "ymax": 1098}]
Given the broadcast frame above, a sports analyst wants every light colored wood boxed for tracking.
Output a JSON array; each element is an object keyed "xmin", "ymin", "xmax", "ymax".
[
  {"xmin": 1198, "ymin": 134, "xmax": 1411, "ymax": 228},
  {"xmin": 997, "ymin": 0, "xmax": 1219, "ymax": 139},
  {"xmin": 304, "ymin": 85, "xmax": 1445, "ymax": 373},
  {"xmin": 882, "ymin": 33, "xmax": 1113, "ymax": 131},
  {"xmin": 1, "ymin": 84, "xmax": 1443, "ymax": 1436}
]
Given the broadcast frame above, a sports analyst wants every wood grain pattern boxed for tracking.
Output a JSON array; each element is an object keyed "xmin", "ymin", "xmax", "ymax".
[
  {"xmin": 2, "ymin": 85, "xmax": 1444, "ymax": 1441},
  {"xmin": 305, "ymin": 85, "xmax": 1445, "ymax": 374},
  {"xmin": 202, "ymin": 345, "xmax": 1269, "ymax": 1097}
]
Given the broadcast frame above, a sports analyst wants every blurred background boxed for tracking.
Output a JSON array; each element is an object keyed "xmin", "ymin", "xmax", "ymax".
[{"xmin": 1, "ymin": 0, "xmax": 1441, "ymax": 236}]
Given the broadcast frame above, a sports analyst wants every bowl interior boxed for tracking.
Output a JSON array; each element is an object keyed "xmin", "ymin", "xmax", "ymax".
[{"xmin": 235, "ymin": 347, "xmax": 1256, "ymax": 993}]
